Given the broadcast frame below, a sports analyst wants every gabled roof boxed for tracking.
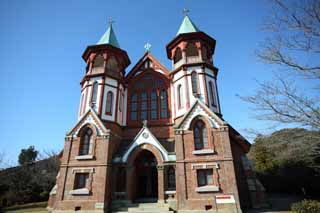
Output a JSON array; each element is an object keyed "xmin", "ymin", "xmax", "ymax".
[
  {"xmin": 177, "ymin": 15, "xmax": 200, "ymax": 35},
  {"xmin": 175, "ymin": 99, "xmax": 251, "ymax": 153},
  {"xmin": 97, "ymin": 24, "xmax": 120, "ymax": 48},
  {"xmin": 67, "ymin": 108, "xmax": 109, "ymax": 137},
  {"xmin": 125, "ymin": 51, "xmax": 170, "ymax": 80},
  {"xmin": 175, "ymin": 98, "xmax": 226, "ymax": 130}
]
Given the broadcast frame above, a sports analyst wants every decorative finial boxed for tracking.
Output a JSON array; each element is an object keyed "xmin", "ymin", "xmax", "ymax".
[
  {"xmin": 144, "ymin": 42, "xmax": 152, "ymax": 52},
  {"xmin": 108, "ymin": 17, "xmax": 115, "ymax": 26},
  {"xmin": 183, "ymin": 8, "xmax": 189, "ymax": 17},
  {"xmin": 143, "ymin": 120, "xmax": 148, "ymax": 127}
]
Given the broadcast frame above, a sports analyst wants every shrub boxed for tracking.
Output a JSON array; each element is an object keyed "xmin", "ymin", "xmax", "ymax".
[{"xmin": 291, "ymin": 199, "xmax": 320, "ymax": 213}]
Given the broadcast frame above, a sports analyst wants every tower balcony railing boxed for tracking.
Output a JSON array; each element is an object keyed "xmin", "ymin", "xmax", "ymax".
[{"xmin": 173, "ymin": 56, "xmax": 203, "ymax": 69}]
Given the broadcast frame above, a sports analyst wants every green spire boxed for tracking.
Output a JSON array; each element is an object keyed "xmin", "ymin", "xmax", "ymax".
[
  {"xmin": 97, "ymin": 21, "xmax": 120, "ymax": 48},
  {"xmin": 176, "ymin": 15, "xmax": 200, "ymax": 35}
]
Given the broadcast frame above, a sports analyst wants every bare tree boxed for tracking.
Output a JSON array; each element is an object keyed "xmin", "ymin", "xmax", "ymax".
[{"xmin": 242, "ymin": 0, "xmax": 320, "ymax": 129}]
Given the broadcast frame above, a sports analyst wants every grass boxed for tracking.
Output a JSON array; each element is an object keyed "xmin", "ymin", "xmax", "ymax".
[{"xmin": 3, "ymin": 201, "xmax": 48, "ymax": 212}]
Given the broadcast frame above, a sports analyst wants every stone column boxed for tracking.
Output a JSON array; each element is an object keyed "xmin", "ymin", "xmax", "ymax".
[{"xmin": 157, "ymin": 165, "xmax": 165, "ymax": 203}]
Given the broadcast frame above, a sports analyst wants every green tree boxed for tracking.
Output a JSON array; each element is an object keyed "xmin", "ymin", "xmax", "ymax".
[
  {"xmin": 18, "ymin": 146, "xmax": 38, "ymax": 165},
  {"xmin": 248, "ymin": 128, "xmax": 320, "ymax": 195}
]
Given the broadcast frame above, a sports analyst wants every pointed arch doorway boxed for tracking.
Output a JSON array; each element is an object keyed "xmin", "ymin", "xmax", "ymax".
[{"xmin": 134, "ymin": 150, "xmax": 158, "ymax": 200}]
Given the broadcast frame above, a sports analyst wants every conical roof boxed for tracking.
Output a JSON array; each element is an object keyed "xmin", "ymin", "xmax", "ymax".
[
  {"xmin": 97, "ymin": 24, "xmax": 120, "ymax": 48},
  {"xmin": 176, "ymin": 15, "xmax": 200, "ymax": 35}
]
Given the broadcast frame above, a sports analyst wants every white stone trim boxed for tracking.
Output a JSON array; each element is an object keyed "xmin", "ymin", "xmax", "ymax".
[
  {"xmin": 165, "ymin": 190, "xmax": 176, "ymax": 195},
  {"xmin": 69, "ymin": 188, "xmax": 90, "ymax": 195},
  {"xmin": 192, "ymin": 149, "xmax": 215, "ymax": 155},
  {"xmin": 195, "ymin": 185, "xmax": 219, "ymax": 192},
  {"xmin": 75, "ymin": 155, "xmax": 94, "ymax": 160},
  {"xmin": 191, "ymin": 163, "xmax": 219, "ymax": 170},
  {"xmin": 72, "ymin": 167, "xmax": 95, "ymax": 174},
  {"xmin": 95, "ymin": 202, "xmax": 104, "ymax": 209}
]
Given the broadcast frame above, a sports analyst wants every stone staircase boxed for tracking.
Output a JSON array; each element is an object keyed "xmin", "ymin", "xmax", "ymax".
[{"xmin": 112, "ymin": 201, "xmax": 174, "ymax": 213}]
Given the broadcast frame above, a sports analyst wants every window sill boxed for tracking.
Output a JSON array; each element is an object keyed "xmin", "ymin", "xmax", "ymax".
[
  {"xmin": 69, "ymin": 188, "xmax": 90, "ymax": 195},
  {"xmin": 165, "ymin": 190, "xmax": 176, "ymax": 195},
  {"xmin": 75, "ymin": 155, "xmax": 94, "ymax": 160},
  {"xmin": 192, "ymin": 149, "xmax": 215, "ymax": 155},
  {"xmin": 196, "ymin": 185, "xmax": 219, "ymax": 192}
]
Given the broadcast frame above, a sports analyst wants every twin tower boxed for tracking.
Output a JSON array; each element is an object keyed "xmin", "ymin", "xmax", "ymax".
[{"xmin": 48, "ymin": 15, "xmax": 264, "ymax": 213}]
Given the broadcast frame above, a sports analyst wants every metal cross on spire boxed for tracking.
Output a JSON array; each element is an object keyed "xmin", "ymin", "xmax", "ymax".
[
  {"xmin": 144, "ymin": 42, "xmax": 152, "ymax": 52},
  {"xmin": 108, "ymin": 17, "xmax": 115, "ymax": 26},
  {"xmin": 183, "ymin": 8, "xmax": 189, "ymax": 16}
]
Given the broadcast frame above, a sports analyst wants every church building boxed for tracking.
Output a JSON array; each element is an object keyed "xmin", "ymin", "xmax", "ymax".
[{"xmin": 48, "ymin": 14, "xmax": 264, "ymax": 213}]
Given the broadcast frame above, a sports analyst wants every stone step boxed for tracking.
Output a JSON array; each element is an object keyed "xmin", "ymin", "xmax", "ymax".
[{"xmin": 112, "ymin": 202, "xmax": 173, "ymax": 213}]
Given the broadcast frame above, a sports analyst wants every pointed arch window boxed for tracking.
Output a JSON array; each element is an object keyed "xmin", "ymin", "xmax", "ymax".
[
  {"xmin": 105, "ymin": 91, "xmax": 113, "ymax": 114},
  {"xmin": 93, "ymin": 54, "xmax": 104, "ymax": 68},
  {"xmin": 130, "ymin": 94, "xmax": 138, "ymax": 121},
  {"xmin": 91, "ymin": 82, "xmax": 98, "ymax": 103},
  {"xmin": 193, "ymin": 121, "xmax": 209, "ymax": 150},
  {"xmin": 79, "ymin": 128, "xmax": 93, "ymax": 155},
  {"xmin": 177, "ymin": 84, "xmax": 183, "ymax": 109},
  {"xmin": 191, "ymin": 72, "xmax": 199, "ymax": 94},
  {"xmin": 167, "ymin": 166, "xmax": 176, "ymax": 190},
  {"xmin": 174, "ymin": 48, "xmax": 182, "ymax": 64},
  {"xmin": 186, "ymin": 43, "xmax": 198, "ymax": 57},
  {"xmin": 106, "ymin": 56, "xmax": 118, "ymax": 72},
  {"xmin": 160, "ymin": 89, "xmax": 168, "ymax": 119},
  {"xmin": 151, "ymin": 90, "xmax": 158, "ymax": 120},
  {"xmin": 208, "ymin": 81, "xmax": 216, "ymax": 106}
]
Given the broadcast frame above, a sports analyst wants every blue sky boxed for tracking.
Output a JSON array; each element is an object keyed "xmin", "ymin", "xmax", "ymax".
[{"xmin": 0, "ymin": 0, "xmax": 282, "ymax": 166}]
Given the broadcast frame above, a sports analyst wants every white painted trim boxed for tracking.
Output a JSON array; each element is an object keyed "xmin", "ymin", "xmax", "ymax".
[
  {"xmin": 196, "ymin": 185, "xmax": 219, "ymax": 192},
  {"xmin": 75, "ymin": 155, "xmax": 94, "ymax": 160},
  {"xmin": 192, "ymin": 149, "xmax": 215, "ymax": 155},
  {"xmin": 69, "ymin": 188, "xmax": 90, "ymax": 195}
]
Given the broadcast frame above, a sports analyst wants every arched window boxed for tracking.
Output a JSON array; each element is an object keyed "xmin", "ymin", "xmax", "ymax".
[
  {"xmin": 186, "ymin": 43, "xmax": 198, "ymax": 57},
  {"xmin": 208, "ymin": 81, "xmax": 216, "ymax": 106},
  {"xmin": 106, "ymin": 56, "xmax": 118, "ymax": 71},
  {"xmin": 173, "ymin": 48, "xmax": 182, "ymax": 63},
  {"xmin": 160, "ymin": 89, "xmax": 168, "ymax": 119},
  {"xmin": 191, "ymin": 72, "xmax": 199, "ymax": 94},
  {"xmin": 177, "ymin": 84, "xmax": 183, "ymax": 109},
  {"xmin": 202, "ymin": 46, "xmax": 208, "ymax": 60},
  {"xmin": 79, "ymin": 128, "xmax": 93, "ymax": 155},
  {"xmin": 105, "ymin": 91, "xmax": 113, "ymax": 114},
  {"xmin": 93, "ymin": 54, "xmax": 104, "ymax": 68},
  {"xmin": 167, "ymin": 166, "xmax": 176, "ymax": 190},
  {"xmin": 193, "ymin": 121, "xmax": 209, "ymax": 150},
  {"xmin": 91, "ymin": 81, "xmax": 98, "ymax": 103},
  {"xmin": 140, "ymin": 92, "xmax": 148, "ymax": 120},
  {"xmin": 151, "ymin": 90, "xmax": 158, "ymax": 120},
  {"xmin": 130, "ymin": 94, "xmax": 138, "ymax": 120}
]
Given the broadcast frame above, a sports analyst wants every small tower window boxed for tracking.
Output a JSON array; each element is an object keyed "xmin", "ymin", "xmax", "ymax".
[
  {"xmin": 208, "ymin": 81, "xmax": 216, "ymax": 106},
  {"xmin": 167, "ymin": 166, "xmax": 176, "ymax": 190},
  {"xmin": 79, "ymin": 128, "xmax": 93, "ymax": 155},
  {"xmin": 191, "ymin": 72, "xmax": 199, "ymax": 94},
  {"xmin": 160, "ymin": 89, "xmax": 168, "ymax": 118},
  {"xmin": 91, "ymin": 82, "xmax": 99, "ymax": 103},
  {"xmin": 130, "ymin": 94, "xmax": 138, "ymax": 121},
  {"xmin": 186, "ymin": 43, "xmax": 198, "ymax": 57},
  {"xmin": 140, "ymin": 92, "xmax": 148, "ymax": 120},
  {"xmin": 173, "ymin": 48, "xmax": 182, "ymax": 64},
  {"xmin": 105, "ymin": 91, "xmax": 113, "ymax": 114},
  {"xmin": 151, "ymin": 90, "xmax": 158, "ymax": 120},
  {"xmin": 177, "ymin": 84, "xmax": 183, "ymax": 109},
  {"xmin": 193, "ymin": 120, "xmax": 208, "ymax": 150},
  {"xmin": 106, "ymin": 56, "xmax": 118, "ymax": 72},
  {"xmin": 93, "ymin": 54, "xmax": 104, "ymax": 68},
  {"xmin": 74, "ymin": 173, "xmax": 89, "ymax": 189}
]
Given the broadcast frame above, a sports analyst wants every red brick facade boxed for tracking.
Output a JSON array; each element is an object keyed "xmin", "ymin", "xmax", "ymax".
[{"xmin": 48, "ymin": 17, "xmax": 264, "ymax": 213}]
